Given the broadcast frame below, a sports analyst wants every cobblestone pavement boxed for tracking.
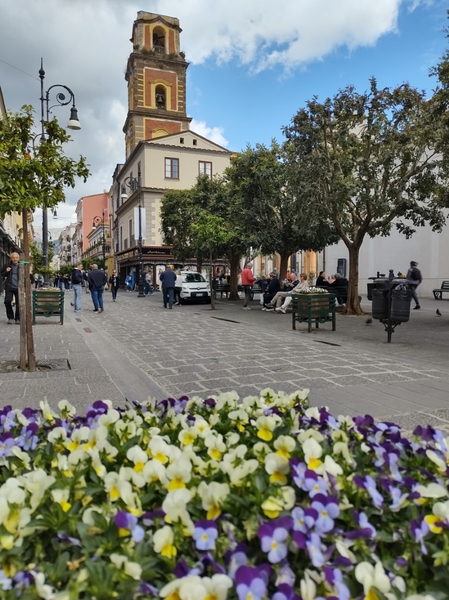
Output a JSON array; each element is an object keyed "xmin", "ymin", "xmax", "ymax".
[{"xmin": 1, "ymin": 289, "xmax": 449, "ymax": 433}]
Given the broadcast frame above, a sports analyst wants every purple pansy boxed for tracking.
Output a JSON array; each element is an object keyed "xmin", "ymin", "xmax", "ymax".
[
  {"xmin": 411, "ymin": 518, "xmax": 429, "ymax": 555},
  {"xmin": 290, "ymin": 458, "xmax": 308, "ymax": 490},
  {"xmin": 258, "ymin": 518, "xmax": 292, "ymax": 564},
  {"xmin": 235, "ymin": 566, "xmax": 268, "ymax": 600},
  {"xmin": 324, "ymin": 567, "xmax": 350, "ymax": 600},
  {"xmin": 114, "ymin": 511, "xmax": 145, "ymax": 542},
  {"xmin": 311, "ymin": 495, "xmax": 339, "ymax": 534},
  {"xmin": 304, "ymin": 470, "xmax": 329, "ymax": 497},
  {"xmin": 306, "ymin": 532, "xmax": 325, "ymax": 567},
  {"xmin": 0, "ymin": 433, "xmax": 15, "ymax": 458},
  {"xmin": 193, "ymin": 520, "xmax": 219, "ymax": 551},
  {"xmin": 0, "ymin": 410, "xmax": 16, "ymax": 432}
]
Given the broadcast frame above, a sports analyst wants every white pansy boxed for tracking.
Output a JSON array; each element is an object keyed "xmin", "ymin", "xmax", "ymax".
[
  {"xmin": 39, "ymin": 400, "xmax": 56, "ymax": 422},
  {"xmin": 97, "ymin": 407, "xmax": 120, "ymax": 426},
  {"xmin": 115, "ymin": 419, "xmax": 138, "ymax": 440},
  {"xmin": 304, "ymin": 406, "xmax": 321, "ymax": 420},
  {"xmin": 198, "ymin": 481, "xmax": 230, "ymax": 517},
  {"xmin": 253, "ymin": 442, "xmax": 271, "ymax": 458},
  {"xmin": 0, "ymin": 498, "xmax": 9, "ymax": 522},
  {"xmin": 415, "ymin": 482, "xmax": 448, "ymax": 499},
  {"xmin": 18, "ymin": 470, "xmax": 56, "ymax": 513},
  {"xmin": 302, "ymin": 437, "xmax": 323, "ymax": 468},
  {"xmin": 298, "ymin": 429, "xmax": 324, "ymax": 444},
  {"xmin": 433, "ymin": 499, "xmax": 449, "ymax": 522},
  {"xmin": 265, "ymin": 453, "xmax": 289, "ymax": 476},
  {"xmin": 227, "ymin": 459, "xmax": 259, "ymax": 486},
  {"xmin": 148, "ymin": 436, "xmax": 172, "ymax": 463},
  {"xmin": 228, "ymin": 409, "xmax": 249, "ymax": 424},
  {"xmin": 204, "ymin": 433, "xmax": 227, "ymax": 460},
  {"xmin": 323, "ymin": 455, "xmax": 344, "ymax": 477},
  {"xmin": 109, "ymin": 553, "xmax": 142, "ymax": 580},
  {"xmin": 143, "ymin": 459, "xmax": 169, "ymax": 486},
  {"xmin": 162, "ymin": 488, "xmax": 192, "ymax": 523},
  {"xmin": 274, "ymin": 435, "xmax": 296, "ymax": 456},
  {"xmin": 127, "ymin": 445, "xmax": 148, "ymax": 469},
  {"xmin": 67, "ymin": 447, "xmax": 89, "ymax": 466},
  {"xmin": 47, "ymin": 427, "xmax": 68, "ymax": 444},
  {"xmin": 425, "ymin": 450, "xmax": 446, "ymax": 473},
  {"xmin": 166, "ymin": 455, "xmax": 192, "ymax": 490},
  {"xmin": 0, "ymin": 478, "xmax": 25, "ymax": 504},
  {"xmin": 82, "ymin": 506, "xmax": 103, "ymax": 526},
  {"xmin": 160, "ymin": 576, "xmax": 200, "ymax": 599},
  {"xmin": 153, "ymin": 525, "xmax": 174, "ymax": 553},
  {"xmin": 200, "ymin": 575, "xmax": 233, "ymax": 600},
  {"xmin": 355, "ymin": 561, "xmax": 391, "ymax": 595},
  {"xmin": 333, "ymin": 441, "xmax": 355, "ymax": 466},
  {"xmin": 64, "ymin": 426, "xmax": 90, "ymax": 451},
  {"xmin": 104, "ymin": 471, "xmax": 136, "ymax": 507},
  {"xmin": 281, "ymin": 486, "xmax": 296, "ymax": 510},
  {"xmin": 335, "ymin": 540, "xmax": 357, "ymax": 563},
  {"xmin": 300, "ymin": 572, "xmax": 316, "ymax": 600},
  {"xmin": 57, "ymin": 400, "xmax": 76, "ymax": 415},
  {"xmin": 33, "ymin": 571, "xmax": 54, "ymax": 599},
  {"xmin": 225, "ymin": 432, "xmax": 241, "ymax": 446}
]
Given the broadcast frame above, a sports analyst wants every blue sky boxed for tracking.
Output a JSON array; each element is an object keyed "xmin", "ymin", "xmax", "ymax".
[{"xmin": 0, "ymin": 0, "xmax": 447, "ymax": 227}]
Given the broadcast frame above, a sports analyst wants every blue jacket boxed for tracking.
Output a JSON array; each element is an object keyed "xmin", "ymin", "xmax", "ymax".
[{"xmin": 160, "ymin": 269, "xmax": 176, "ymax": 288}]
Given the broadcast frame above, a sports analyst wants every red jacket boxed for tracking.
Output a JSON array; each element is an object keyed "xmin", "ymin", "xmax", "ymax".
[{"xmin": 241, "ymin": 267, "xmax": 256, "ymax": 286}]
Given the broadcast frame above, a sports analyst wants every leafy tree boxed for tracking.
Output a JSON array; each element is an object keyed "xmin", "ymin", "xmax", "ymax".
[
  {"xmin": 226, "ymin": 142, "xmax": 339, "ymax": 281},
  {"xmin": 283, "ymin": 78, "xmax": 449, "ymax": 314},
  {"xmin": 30, "ymin": 240, "xmax": 54, "ymax": 276},
  {"xmin": 191, "ymin": 210, "xmax": 233, "ymax": 310},
  {"xmin": 0, "ymin": 106, "xmax": 90, "ymax": 369}
]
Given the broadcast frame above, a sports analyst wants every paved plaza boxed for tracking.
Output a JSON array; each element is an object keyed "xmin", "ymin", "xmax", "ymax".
[{"xmin": 1, "ymin": 289, "xmax": 449, "ymax": 434}]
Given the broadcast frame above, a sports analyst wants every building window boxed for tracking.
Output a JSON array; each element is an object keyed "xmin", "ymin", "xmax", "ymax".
[
  {"xmin": 199, "ymin": 161, "xmax": 212, "ymax": 178},
  {"xmin": 128, "ymin": 219, "xmax": 133, "ymax": 245},
  {"xmin": 180, "ymin": 137, "xmax": 184, "ymax": 144},
  {"xmin": 165, "ymin": 157, "xmax": 179, "ymax": 179},
  {"xmin": 193, "ymin": 139, "xmax": 197, "ymax": 146}
]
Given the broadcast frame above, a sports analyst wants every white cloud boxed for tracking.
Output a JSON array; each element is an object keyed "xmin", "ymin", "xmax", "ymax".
[
  {"xmin": 191, "ymin": 119, "xmax": 229, "ymax": 148},
  {"xmin": 0, "ymin": 0, "xmax": 434, "ymax": 228}
]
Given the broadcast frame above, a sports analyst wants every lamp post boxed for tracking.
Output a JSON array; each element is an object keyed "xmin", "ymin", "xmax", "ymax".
[
  {"xmin": 121, "ymin": 177, "xmax": 145, "ymax": 297},
  {"xmin": 39, "ymin": 58, "xmax": 81, "ymax": 282},
  {"xmin": 92, "ymin": 211, "xmax": 107, "ymax": 270}
]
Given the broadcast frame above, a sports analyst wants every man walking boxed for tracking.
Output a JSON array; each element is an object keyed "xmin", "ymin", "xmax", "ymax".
[
  {"xmin": 159, "ymin": 265, "xmax": 176, "ymax": 309},
  {"xmin": 406, "ymin": 260, "xmax": 422, "ymax": 310},
  {"xmin": 1, "ymin": 252, "xmax": 20, "ymax": 324},
  {"xmin": 71, "ymin": 263, "xmax": 84, "ymax": 312},
  {"xmin": 241, "ymin": 262, "xmax": 256, "ymax": 310},
  {"xmin": 87, "ymin": 264, "xmax": 107, "ymax": 313},
  {"xmin": 109, "ymin": 270, "xmax": 120, "ymax": 302}
]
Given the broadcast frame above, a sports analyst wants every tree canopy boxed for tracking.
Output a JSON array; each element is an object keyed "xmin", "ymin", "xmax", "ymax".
[{"xmin": 283, "ymin": 78, "xmax": 449, "ymax": 314}]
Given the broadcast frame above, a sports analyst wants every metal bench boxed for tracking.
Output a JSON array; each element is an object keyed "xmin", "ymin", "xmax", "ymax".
[
  {"xmin": 291, "ymin": 293, "xmax": 336, "ymax": 333},
  {"xmin": 433, "ymin": 281, "xmax": 449, "ymax": 300},
  {"xmin": 32, "ymin": 290, "xmax": 65, "ymax": 325},
  {"xmin": 213, "ymin": 283, "xmax": 262, "ymax": 299}
]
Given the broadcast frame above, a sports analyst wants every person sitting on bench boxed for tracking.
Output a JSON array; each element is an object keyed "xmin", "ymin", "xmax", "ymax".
[{"xmin": 328, "ymin": 273, "xmax": 348, "ymax": 305}]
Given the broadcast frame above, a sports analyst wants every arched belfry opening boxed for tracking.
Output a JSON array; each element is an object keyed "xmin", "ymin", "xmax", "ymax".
[
  {"xmin": 155, "ymin": 85, "xmax": 166, "ymax": 109},
  {"xmin": 152, "ymin": 27, "xmax": 165, "ymax": 53}
]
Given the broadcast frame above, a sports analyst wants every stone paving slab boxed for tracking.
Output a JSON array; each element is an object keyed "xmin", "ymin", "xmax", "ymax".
[{"xmin": 1, "ymin": 291, "xmax": 449, "ymax": 433}]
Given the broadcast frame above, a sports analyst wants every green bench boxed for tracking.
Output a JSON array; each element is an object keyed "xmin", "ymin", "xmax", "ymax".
[
  {"xmin": 32, "ymin": 290, "xmax": 65, "ymax": 325},
  {"xmin": 433, "ymin": 281, "xmax": 449, "ymax": 300},
  {"xmin": 291, "ymin": 293, "xmax": 336, "ymax": 333}
]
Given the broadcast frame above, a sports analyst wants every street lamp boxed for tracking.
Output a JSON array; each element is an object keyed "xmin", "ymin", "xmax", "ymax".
[
  {"xmin": 92, "ymin": 210, "xmax": 107, "ymax": 269},
  {"xmin": 121, "ymin": 177, "xmax": 145, "ymax": 297},
  {"xmin": 39, "ymin": 58, "xmax": 81, "ymax": 282}
]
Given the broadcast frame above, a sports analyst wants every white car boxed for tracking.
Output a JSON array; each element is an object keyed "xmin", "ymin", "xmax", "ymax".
[{"xmin": 180, "ymin": 271, "xmax": 211, "ymax": 303}]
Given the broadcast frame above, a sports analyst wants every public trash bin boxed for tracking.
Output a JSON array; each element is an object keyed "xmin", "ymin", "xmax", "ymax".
[
  {"xmin": 371, "ymin": 277, "xmax": 390, "ymax": 320},
  {"xmin": 367, "ymin": 283, "xmax": 375, "ymax": 301},
  {"xmin": 390, "ymin": 286, "xmax": 412, "ymax": 322}
]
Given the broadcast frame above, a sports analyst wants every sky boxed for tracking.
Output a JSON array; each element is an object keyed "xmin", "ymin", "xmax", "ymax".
[{"xmin": 0, "ymin": 0, "xmax": 447, "ymax": 231}]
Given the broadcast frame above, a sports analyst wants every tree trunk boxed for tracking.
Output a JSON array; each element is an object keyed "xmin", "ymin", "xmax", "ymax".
[
  {"xmin": 197, "ymin": 258, "xmax": 203, "ymax": 273},
  {"xmin": 228, "ymin": 251, "xmax": 241, "ymax": 301},
  {"xmin": 345, "ymin": 243, "xmax": 363, "ymax": 315},
  {"xmin": 209, "ymin": 250, "xmax": 216, "ymax": 310},
  {"xmin": 278, "ymin": 251, "xmax": 290, "ymax": 283},
  {"xmin": 20, "ymin": 209, "xmax": 36, "ymax": 371}
]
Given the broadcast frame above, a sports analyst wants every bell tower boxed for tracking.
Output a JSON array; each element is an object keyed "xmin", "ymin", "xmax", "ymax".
[{"xmin": 123, "ymin": 12, "xmax": 192, "ymax": 158}]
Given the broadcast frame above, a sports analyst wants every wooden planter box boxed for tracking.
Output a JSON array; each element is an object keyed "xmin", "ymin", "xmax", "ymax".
[
  {"xmin": 291, "ymin": 293, "xmax": 336, "ymax": 333},
  {"xmin": 32, "ymin": 290, "xmax": 65, "ymax": 325}
]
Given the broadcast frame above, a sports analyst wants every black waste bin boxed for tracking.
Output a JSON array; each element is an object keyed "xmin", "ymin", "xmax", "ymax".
[
  {"xmin": 367, "ymin": 283, "xmax": 375, "ymax": 301},
  {"xmin": 391, "ymin": 286, "xmax": 412, "ymax": 322},
  {"xmin": 372, "ymin": 277, "xmax": 390, "ymax": 319}
]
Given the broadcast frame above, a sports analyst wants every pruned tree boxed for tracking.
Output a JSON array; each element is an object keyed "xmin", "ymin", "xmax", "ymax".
[
  {"xmin": 226, "ymin": 141, "xmax": 339, "ymax": 281},
  {"xmin": 283, "ymin": 78, "xmax": 449, "ymax": 314},
  {"xmin": 0, "ymin": 106, "xmax": 90, "ymax": 370}
]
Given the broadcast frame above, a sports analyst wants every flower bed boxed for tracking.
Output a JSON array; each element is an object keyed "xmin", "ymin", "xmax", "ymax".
[{"xmin": 0, "ymin": 391, "xmax": 448, "ymax": 599}]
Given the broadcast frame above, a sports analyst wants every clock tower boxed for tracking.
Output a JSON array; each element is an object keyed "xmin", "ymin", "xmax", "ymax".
[{"xmin": 123, "ymin": 12, "xmax": 192, "ymax": 158}]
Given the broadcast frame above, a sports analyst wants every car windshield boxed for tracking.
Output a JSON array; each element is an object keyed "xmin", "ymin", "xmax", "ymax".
[{"xmin": 183, "ymin": 273, "xmax": 206, "ymax": 283}]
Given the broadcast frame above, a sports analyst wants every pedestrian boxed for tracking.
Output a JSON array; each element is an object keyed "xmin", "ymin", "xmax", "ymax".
[
  {"xmin": 109, "ymin": 270, "xmax": 120, "ymax": 302},
  {"xmin": 125, "ymin": 274, "xmax": 133, "ymax": 292},
  {"xmin": 174, "ymin": 269, "xmax": 183, "ymax": 306},
  {"xmin": 1, "ymin": 252, "xmax": 20, "ymax": 324},
  {"xmin": 241, "ymin": 262, "xmax": 256, "ymax": 310},
  {"xmin": 71, "ymin": 263, "xmax": 84, "ymax": 312},
  {"xmin": 159, "ymin": 265, "xmax": 176, "ymax": 309},
  {"xmin": 87, "ymin": 263, "xmax": 107, "ymax": 313},
  {"xmin": 144, "ymin": 271, "xmax": 154, "ymax": 295},
  {"xmin": 406, "ymin": 260, "xmax": 422, "ymax": 310}
]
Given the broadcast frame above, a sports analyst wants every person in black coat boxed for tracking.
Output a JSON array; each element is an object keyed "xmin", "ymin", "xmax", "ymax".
[
  {"xmin": 87, "ymin": 264, "xmax": 107, "ymax": 313},
  {"xmin": 1, "ymin": 252, "xmax": 20, "ymax": 324},
  {"xmin": 315, "ymin": 271, "xmax": 329, "ymax": 288},
  {"xmin": 109, "ymin": 270, "xmax": 120, "ymax": 302},
  {"xmin": 262, "ymin": 272, "xmax": 281, "ymax": 308}
]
